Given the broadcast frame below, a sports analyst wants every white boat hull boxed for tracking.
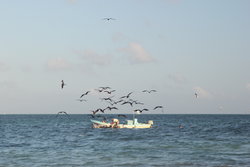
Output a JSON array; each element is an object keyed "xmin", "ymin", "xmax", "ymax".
[{"xmin": 91, "ymin": 119, "xmax": 153, "ymax": 129}]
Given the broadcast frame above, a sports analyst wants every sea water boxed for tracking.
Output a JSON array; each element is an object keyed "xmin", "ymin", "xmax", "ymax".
[{"xmin": 0, "ymin": 114, "xmax": 250, "ymax": 167}]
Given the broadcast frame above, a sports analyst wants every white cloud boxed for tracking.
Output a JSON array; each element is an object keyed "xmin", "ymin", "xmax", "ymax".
[
  {"xmin": 112, "ymin": 32, "xmax": 126, "ymax": 42},
  {"xmin": 47, "ymin": 58, "xmax": 71, "ymax": 71},
  {"xmin": 119, "ymin": 42, "xmax": 154, "ymax": 64},
  {"xmin": 0, "ymin": 62, "xmax": 10, "ymax": 72},
  {"xmin": 193, "ymin": 86, "xmax": 212, "ymax": 98},
  {"xmin": 168, "ymin": 73, "xmax": 187, "ymax": 84},
  {"xmin": 20, "ymin": 65, "xmax": 33, "ymax": 73},
  {"xmin": 0, "ymin": 80, "xmax": 18, "ymax": 90},
  {"xmin": 80, "ymin": 49, "xmax": 113, "ymax": 66},
  {"xmin": 246, "ymin": 83, "xmax": 250, "ymax": 90}
]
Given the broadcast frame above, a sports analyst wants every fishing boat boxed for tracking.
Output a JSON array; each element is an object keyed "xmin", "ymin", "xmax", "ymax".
[{"xmin": 91, "ymin": 118, "xmax": 153, "ymax": 129}]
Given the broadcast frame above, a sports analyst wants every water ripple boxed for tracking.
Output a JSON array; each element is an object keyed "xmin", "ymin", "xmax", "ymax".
[{"xmin": 0, "ymin": 114, "xmax": 250, "ymax": 167}]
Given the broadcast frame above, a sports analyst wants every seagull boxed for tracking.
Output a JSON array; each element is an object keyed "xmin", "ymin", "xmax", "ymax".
[
  {"xmin": 91, "ymin": 110, "xmax": 98, "ymax": 115},
  {"xmin": 142, "ymin": 89, "xmax": 157, "ymax": 93},
  {"xmin": 100, "ymin": 96, "xmax": 114, "ymax": 102},
  {"xmin": 121, "ymin": 101, "xmax": 133, "ymax": 107},
  {"xmin": 134, "ymin": 101, "xmax": 144, "ymax": 105},
  {"xmin": 91, "ymin": 108, "xmax": 105, "ymax": 115},
  {"xmin": 195, "ymin": 93, "xmax": 198, "ymax": 98},
  {"xmin": 134, "ymin": 108, "xmax": 149, "ymax": 113},
  {"xmin": 113, "ymin": 100, "xmax": 123, "ymax": 104},
  {"xmin": 120, "ymin": 92, "xmax": 133, "ymax": 99},
  {"xmin": 103, "ymin": 18, "xmax": 116, "ymax": 21},
  {"xmin": 96, "ymin": 108, "xmax": 105, "ymax": 113},
  {"xmin": 107, "ymin": 99, "xmax": 123, "ymax": 106},
  {"xmin": 80, "ymin": 91, "xmax": 90, "ymax": 98},
  {"xmin": 104, "ymin": 90, "xmax": 116, "ymax": 94},
  {"xmin": 104, "ymin": 106, "xmax": 118, "ymax": 111},
  {"xmin": 129, "ymin": 99, "xmax": 144, "ymax": 105},
  {"xmin": 76, "ymin": 99, "xmax": 87, "ymax": 102},
  {"xmin": 99, "ymin": 86, "xmax": 111, "ymax": 90},
  {"xmin": 95, "ymin": 88, "xmax": 104, "ymax": 93},
  {"xmin": 61, "ymin": 80, "xmax": 65, "ymax": 89},
  {"xmin": 95, "ymin": 87, "xmax": 110, "ymax": 93},
  {"xmin": 142, "ymin": 108, "xmax": 149, "ymax": 111},
  {"xmin": 153, "ymin": 106, "xmax": 163, "ymax": 110},
  {"xmin": 56, "ymin": 111, "xmax": 69, "ymax": 117}
]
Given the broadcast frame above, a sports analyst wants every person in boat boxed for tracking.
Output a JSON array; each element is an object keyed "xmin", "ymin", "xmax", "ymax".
[{"xmin": 110, "ymin": 118, "xmax": 120, "ymax": 128}]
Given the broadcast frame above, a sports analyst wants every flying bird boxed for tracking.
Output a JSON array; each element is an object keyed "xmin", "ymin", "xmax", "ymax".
[
  {"xmin": 56, "ymin": 111, "xmax": 69, "ymax": 117},
  {"xmin": 142, "ymin": 89, "xmax": 157, "ymax": 93},
  {"xmin": 95, "ymin": 88, "xmax": 104, "ymax": 93},
  {"xmin": 129, "ymin": 99, "xmax": 144, "ymax": 105},
  {"xmin": 120, "ymin": 92, "xmax": 133, "ymax": 99},
  {"xmin": 103, "ymin": 18, "xmax": 116, "ymax": 21},
  {"xmin": 80, "ymin": 91, "xmax": 90, "ymax": 98},
  {"xmin": 61, "ymin": 80, "xmax": 65, "ymax": 89},
  {"xmin": 99, "ymin": 86, "xmax": 111, "ymax": 90},
  {"xmin": 194, "ymin": 93, "xmax": 198, "ymax": 98},
  {"xmin": 91, "ymin": 108, "xmax": 105, "ymax": 115},
  {"xmin": 134, "ymin": 101, "xmax": 144, "ymax": 105},
  {"xmin": 134, "ymin": 108, "xmax": 149, "ymax": 113},
  {"xmin": 153, "ymin": 106, "xmax": 163, "ymax": 110},
  {"xmin": 76, "ymin": 99, "xmax": 87, "ymax": 102},
  {"xmin": 104, "ymin": 90, "xmax": 116, "ymax": 94},
  {"xmin": 104, "ymin": 106, "xmax": 118, "ymax": 111},
  {"xmin": 100, "ymin": 96, "xmax": 114, "ymax": 102},
  {"xmin": 107, "ymin": 99, "xmax": 123, "ymax": 106},
  {"xmin": 91, "ymin": 110, "xmax": 98, "ymax": 115},
  {"xmin": 121, "ymin": 101, "xmax": 133, "ymax": 107},
  {"xmin": 95, "ymin": 87, "xmax": 111, "ymax": 93},
  {"xmin": 96, "ymin": 108, "xmax": 105, "ymax": 113},
  {"xmin": 113, "ymin": 100, "xmax": 123, "ymax": 104}
]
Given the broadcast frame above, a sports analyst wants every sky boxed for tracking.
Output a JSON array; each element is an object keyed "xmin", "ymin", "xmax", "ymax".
[{"xmin": 0, "ymin": 0, "xmax": 250, "ymax": 114}]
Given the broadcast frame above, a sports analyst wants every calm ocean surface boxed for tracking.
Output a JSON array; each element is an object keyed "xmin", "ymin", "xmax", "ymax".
[{"xmin": 0, "ymin": 114, "xmax": 250, "ymax": 167}]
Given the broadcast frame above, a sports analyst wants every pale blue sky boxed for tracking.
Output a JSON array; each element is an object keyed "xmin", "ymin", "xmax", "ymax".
[{"xmin": 0, "ymin": 0, "xmax": 250, "ymax": 114}]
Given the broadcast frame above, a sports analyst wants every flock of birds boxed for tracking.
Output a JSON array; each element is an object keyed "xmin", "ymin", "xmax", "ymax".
[
  {"xmin": 57, "ymin": 18, "xmax": 199, "ymax": 119},
  {"xmin": 57, "ymin": 18, "xmax": 200, "ymax": 128},
  {"xmin": 57, "ymin": 80, "xmax": 165, "ymax": 120},
  {"xmin": 59, "ymin": 78, "xmax": 199, "ymax": 119},
  {"xmin": 56, "ymin": 17, "xmax": 166, "ymax": 120}
]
